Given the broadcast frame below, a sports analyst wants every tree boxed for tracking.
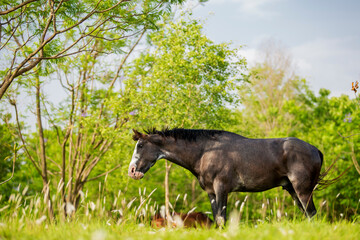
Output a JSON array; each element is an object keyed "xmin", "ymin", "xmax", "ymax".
[
  {"xmin": 123, "ymin": 17, "xmax": 245, "ymax": 129},
  {"xmin": 2, "ymin": 0, "xmax": 188, "ymax": 220},
  {"xmin": 0, "ymin": 0, "xmax": 185, "ymax": 100},
  {"xmin": 238, "ymin": 40, "xmax": 305, "ymax": 137},
  {"xmin": 9, "ymin": 34, "xmax": 145, "ymax": 219}
]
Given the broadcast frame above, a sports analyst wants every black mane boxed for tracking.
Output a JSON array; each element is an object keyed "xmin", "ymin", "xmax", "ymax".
[{"xmin": 144, "ymin": 128, "xmax": 225, "ymax": 141}]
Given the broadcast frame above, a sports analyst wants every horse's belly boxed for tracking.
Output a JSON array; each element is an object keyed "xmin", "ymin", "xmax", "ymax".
[
  {"xmin": 232, "ymin": 174, "xmax": 286, "ymax": 192},
  {"xmin": 233, "ymin": 184, "xmax": 277, "ymax": 192}
]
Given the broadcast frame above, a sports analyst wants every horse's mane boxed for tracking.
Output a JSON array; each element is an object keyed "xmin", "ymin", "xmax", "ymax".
[{"xmin": 144, "ymin": 127, "xmax": 225, "ymax": 141}]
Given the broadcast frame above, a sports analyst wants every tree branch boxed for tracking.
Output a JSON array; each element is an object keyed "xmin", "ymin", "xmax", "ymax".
[
  {"xmin": 0, "ymin": 7, "xmax": 25, "ymax": 51},
  {"xmin": 0, "ymin": 144, "xmax": 21, "ymax": 185},
  {"xmin": 0, "ymin": 0, "xmax": 38, "ymax": 16},
  {"xmin": 10, "ymin": 99, "xmax": 42, "ymax": 175},
  {"xmin": 83, "ymin": 164, "xmax": 122, "ymax": 183}
]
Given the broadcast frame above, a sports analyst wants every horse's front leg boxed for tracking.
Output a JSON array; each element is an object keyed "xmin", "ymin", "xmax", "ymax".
[
  {"xmin": 208, "ymin": 193, "xmax": 217, "ymax": 222},
  {"xmin": 215, "ymin": 191, "xmax": 228, "ymax": 227},
  {"xmin": 210, "ymin": 180, "xmax": 229, "ymax": 227}
]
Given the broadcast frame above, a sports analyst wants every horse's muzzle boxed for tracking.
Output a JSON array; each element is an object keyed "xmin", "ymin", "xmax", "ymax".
[{"xmin": 128, "ymin": 165, "xmax": 144, "ymax": 180}]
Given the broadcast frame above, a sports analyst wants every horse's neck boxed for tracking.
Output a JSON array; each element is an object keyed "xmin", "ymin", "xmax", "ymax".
[{"xmin": 162, "ymin": 139, "xmax": 203, "ymax": 176}]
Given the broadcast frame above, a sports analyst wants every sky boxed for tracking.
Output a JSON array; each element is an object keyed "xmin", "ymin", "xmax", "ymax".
[{"xmin": 190, "ymin": 0, "xmax": 360, "ymax": 97}]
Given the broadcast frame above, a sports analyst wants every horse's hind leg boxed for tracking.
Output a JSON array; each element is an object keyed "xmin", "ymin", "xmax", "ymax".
[
  {"xmin": 288, "ymin": 176, "xmax": 317, "ymax": 218},
  {"xmin": 298, "ymin": 192, "xmax": 317, "ymax": 218},
  {"xmin": 283, "ymin": 182, "xmax": 305, "ymax": 213}
]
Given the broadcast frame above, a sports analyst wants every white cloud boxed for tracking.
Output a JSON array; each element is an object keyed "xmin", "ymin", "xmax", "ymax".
[
  {"xmin": 209, "ymin": 0, "xmax": 285, "ymax": 17},
  {"xmin": 239, "ymin": 36, "xmax": 360, "ymax": 97},
  {"xmin": 291, "ymin": 37, "xmax": 360, "ymax": 96},
  {"xmin": 292, "ymin": 37, "xmax": 355, "ymax": 59},
  {"xmin": 294, "ymin": 58, "xmax": 312, "ymax": 72},
  {"xmin": 238, "ymin": 47, "xmax": 258, "ymax": 67},
  {"xmin": 237, "ymin": 0, "xmax": 284, "ymax": 17}
]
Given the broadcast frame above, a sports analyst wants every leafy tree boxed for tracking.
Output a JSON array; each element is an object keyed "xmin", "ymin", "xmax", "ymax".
[
  {"xmin": 0, "ymin": 0, "xmax": 185, "ymax": 100},
  {"xmin": 238, "ymin": 40, "xmax": 306, "ymax": 137},
  {"xmin": 122, "ymin": 16, "xmax": 245, "ymax": 129},
  {"xmin": 0, "ymin": 0, "xmax": 189, "ymax": 220}
]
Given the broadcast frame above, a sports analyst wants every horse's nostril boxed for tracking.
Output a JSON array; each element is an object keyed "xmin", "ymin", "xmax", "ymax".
[{"xmin": 131, "ymin": 166, "xmax": 135, "ymax": 173}]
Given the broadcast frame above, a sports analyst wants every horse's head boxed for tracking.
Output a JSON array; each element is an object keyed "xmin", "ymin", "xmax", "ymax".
[{"xmin": 128, "ymin": 129, "xmax": 165, "ymax": 180}]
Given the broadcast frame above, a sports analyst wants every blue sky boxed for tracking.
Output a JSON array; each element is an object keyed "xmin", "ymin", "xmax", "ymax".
[{"xmin": 191, "ymin": 0, "xmax": 360, "ymax": 96}]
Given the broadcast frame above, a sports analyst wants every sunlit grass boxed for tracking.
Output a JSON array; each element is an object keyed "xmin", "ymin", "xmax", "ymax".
[
  {"xmin": 0, "ymin": 219, "xmax": 359, "ymax": 240},
  {"xmin": 0, "ymin": 184, "xmax": 359, "ymax": 239}
]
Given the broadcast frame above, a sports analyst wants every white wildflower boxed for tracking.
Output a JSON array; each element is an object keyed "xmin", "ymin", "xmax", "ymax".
[
  {"xmin": 187, "ymin": 207, "xmax": 197, "ymax": 214},
  {"xmin": 173, "ymin": 215, "xmax": 184, "ymax": 228},
  {"xmin": 35, "ymin": 215, "xmax": 47, "ymax": 225},
  {"xmin": 66, "ymin": 202, "xmax": 75, "ymax": 216},
  {"xmin": 90, "ymin": 201, "xmax": 96, "ymax": 211}
]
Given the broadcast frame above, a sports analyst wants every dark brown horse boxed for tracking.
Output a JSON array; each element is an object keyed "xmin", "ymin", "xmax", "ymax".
[
  {"xmin": 151, "ymin": 212, "xmax": 213, "ymax": 228},
  {"xmin": 128, "ymin": 128, "xmax": 323, "ymax": 225}
]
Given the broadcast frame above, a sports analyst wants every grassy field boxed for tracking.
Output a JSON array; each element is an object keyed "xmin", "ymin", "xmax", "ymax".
[
  {"xmin": 1, "ymin": 185, "xmax": 359, "ymax": 239},
  {"xmin": 0, "ymin": 219, "xmax": 359, "ymax": 240},
  {"xmin": 1, "ymin": 186, "xmax": 359, "ymax": 240}
]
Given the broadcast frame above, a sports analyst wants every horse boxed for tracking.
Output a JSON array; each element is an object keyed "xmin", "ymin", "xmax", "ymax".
[
  {"xmin": 151, "ymin": 212, "xmax": 213, "ymax": 228},
  {"xmin": 128, "ymin": 128, "xmax": 323, "ymax": 226}
]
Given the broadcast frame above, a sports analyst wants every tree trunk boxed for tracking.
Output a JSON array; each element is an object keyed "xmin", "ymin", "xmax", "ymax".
[
  {"xmin": 164, "ymin": 160, "xmax": 172, "ymax": 227},
  {"xmin": 191, "ymin": 179, "xmax": 196, "ymax": 206},
  {"xmin": 36, "ymin": 75, "xmax": 55, "ymax": 221}
]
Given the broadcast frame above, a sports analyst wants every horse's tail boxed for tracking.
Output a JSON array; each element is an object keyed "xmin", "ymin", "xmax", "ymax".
[{"xmin": 315, "ymin": 151, "xmax": 350, "ymax": 191}]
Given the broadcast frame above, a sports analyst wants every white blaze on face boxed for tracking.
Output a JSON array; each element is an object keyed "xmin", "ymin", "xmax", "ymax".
[
  {"xmin": 128, "ymin": 141, "xmax": 145, "ymax": 180},
  {"xmin": 130, "ymin": 141, "xmax": 140, "ymax": 168}
]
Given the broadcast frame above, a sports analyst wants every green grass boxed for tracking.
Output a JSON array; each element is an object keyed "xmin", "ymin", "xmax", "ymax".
[
  {"xmin": 0, "ymin": 220, "xmax": 359, "ymax": 240},
  {"xmin": 1, "ymin": 185, "xmax": 359, "ymax": 239}
]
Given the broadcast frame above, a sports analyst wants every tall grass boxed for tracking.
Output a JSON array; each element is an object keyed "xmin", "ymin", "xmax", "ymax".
[
  {"xmin": 0, "ymin": 181, "xmax": 359, "ymax": 240},
  {"xmin": 0, "ymin": 181, "xmax": 359, "ymax": 226},
  {"xmin": 0, "ymin": 182, "xmax": 160, "ymax": 225}
]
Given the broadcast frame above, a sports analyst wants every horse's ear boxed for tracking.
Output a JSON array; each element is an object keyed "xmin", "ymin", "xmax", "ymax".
[{"xmin": 132, "ymin": 129, "xmax": 145, "ymax": 141}]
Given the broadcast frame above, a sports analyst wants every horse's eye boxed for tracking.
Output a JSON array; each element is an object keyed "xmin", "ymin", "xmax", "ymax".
[{"xmin": 138, "ymin": 144, "xmax": 143, "ymax": 149}]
